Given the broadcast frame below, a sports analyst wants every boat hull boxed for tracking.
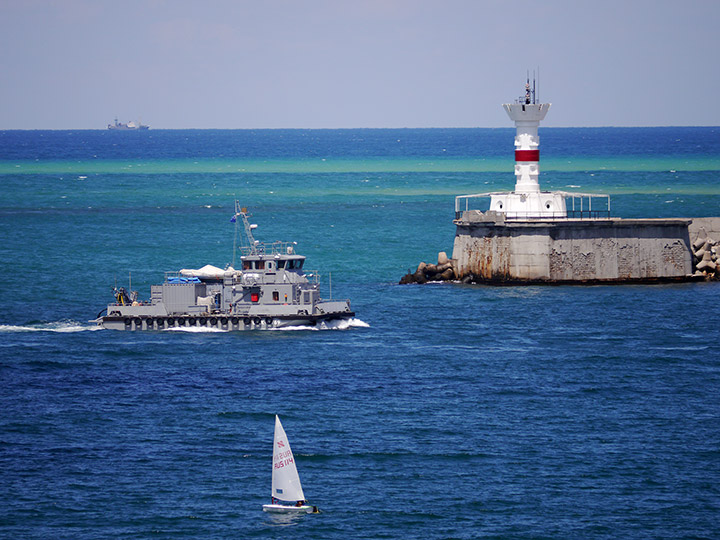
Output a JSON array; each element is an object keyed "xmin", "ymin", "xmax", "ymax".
[
  {"xmin": 262, "ymin": 503, "xmax": 317, "ymax": 514},
  {"xmin": 95, "ymin": 311, "xmax": 355, "ymax": 331}
]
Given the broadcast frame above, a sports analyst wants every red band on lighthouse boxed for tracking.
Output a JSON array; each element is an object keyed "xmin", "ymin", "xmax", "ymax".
[{"xmin": 515, "ymin": 150, "xmax": 540, "ymax": 161}]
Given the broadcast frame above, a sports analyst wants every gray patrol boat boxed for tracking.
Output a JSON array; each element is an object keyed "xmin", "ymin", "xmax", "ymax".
[{"xmin": 94, "ymin": 203, "xmax": 354, "ymax": 331}]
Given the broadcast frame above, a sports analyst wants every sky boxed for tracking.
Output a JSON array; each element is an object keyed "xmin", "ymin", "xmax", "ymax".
[{"xmin": 1, "ymin": 0, "xmax": 719, "ymax": 129}]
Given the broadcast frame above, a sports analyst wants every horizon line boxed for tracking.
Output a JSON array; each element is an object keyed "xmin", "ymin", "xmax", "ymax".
[{"xmin": 2, "ymin": 124, "xmax": 719, "ymax": 131}]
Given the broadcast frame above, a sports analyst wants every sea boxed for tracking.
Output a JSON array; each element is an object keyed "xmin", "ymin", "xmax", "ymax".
[{"xmin": 1, "ymin": 127, "xmax": 719, "ymax": 539}]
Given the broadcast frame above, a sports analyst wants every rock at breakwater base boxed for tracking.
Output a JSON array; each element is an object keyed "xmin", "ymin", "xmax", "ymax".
[
  {"xmin": 399, "ymin": 252, "xmax": 457, "ymax": 284},
  {"xmin": 691, "ymin": 229, "xmax": 719, "ymax": 279}
]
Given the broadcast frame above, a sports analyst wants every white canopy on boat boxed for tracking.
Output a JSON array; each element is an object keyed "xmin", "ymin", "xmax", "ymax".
[{"xmin": 179, "ymin": 264, "xmax": 236, "ymax": 278}]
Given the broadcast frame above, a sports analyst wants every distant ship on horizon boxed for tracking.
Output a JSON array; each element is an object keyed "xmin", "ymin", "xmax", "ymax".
[{"xmin": 107, "ymin": 118, "xmax": 149, "ymax": 130}]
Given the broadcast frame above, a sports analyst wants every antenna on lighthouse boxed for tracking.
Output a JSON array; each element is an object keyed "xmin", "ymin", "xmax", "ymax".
[
  {"xmin": 533, "ymin": 70, "xmax": 536, "ymax": 104},
  {"xmin": 523, "ymin": 69, "xmax": 541, "ymax": 105},
  {"xmin": 524, "ymin": 71, "xmax": 531, "ymax": 104}
]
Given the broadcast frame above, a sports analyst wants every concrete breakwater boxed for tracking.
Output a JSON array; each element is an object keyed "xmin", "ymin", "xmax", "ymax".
[
  {"xmin": 399, "ymin": 216, "xmax": 720, "ymax": 285},
  {"xmin": 400, "ymin": 83, "xmax": 720, "ymax": 286}
]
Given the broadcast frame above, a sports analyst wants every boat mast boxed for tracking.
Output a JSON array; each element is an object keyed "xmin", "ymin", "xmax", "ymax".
[
  {"xmin": 231, "ymin": 201, "xmax": 259, "ymax": 264},
  {"xmin": 231, "ymin": 204, "xmax": 239, "ymax": 269}
]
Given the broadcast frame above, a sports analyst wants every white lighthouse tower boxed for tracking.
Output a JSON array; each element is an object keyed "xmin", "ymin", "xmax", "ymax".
[{"xmin": 489, "ymin": 78, "xmax": 567, "ymax": 218}]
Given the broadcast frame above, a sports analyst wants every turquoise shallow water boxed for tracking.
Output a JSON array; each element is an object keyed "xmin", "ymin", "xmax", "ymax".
[
  {"xmin": 3, "ymin": 154, "xmax": 720, "ymax": 175},
  {"xmin": 1, "ymin": 128, "xmax": 719, "ymax": 539}
]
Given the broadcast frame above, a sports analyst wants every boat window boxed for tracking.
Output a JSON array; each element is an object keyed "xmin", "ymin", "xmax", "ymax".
[
  {"xmin": 255, "ymin": 261, "xmax": 265, "ymax": 270},
  {"xmin": 273, "ymin": 291, "xmax": 279, "ymax": 302},
  {"xmin": 243, "ymin": 261, "xmax": 251, "ymax": 270},
  {"xmin": 277, "ymin": 260, "xmax": 286, "ymax": 269}
]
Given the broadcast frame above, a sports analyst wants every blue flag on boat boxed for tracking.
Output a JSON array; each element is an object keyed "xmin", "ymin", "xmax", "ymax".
[{"xmin": 230, "ymin": 215, "xmax": 236, "ymax": 223}]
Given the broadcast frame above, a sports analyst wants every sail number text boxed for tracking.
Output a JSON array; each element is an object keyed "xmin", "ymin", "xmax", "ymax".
[{"xmin": 274, "ymin": 449, "xmax": 294, "ymax": 469}]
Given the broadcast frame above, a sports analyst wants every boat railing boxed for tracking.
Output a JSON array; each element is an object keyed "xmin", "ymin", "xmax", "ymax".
[
  {"xmin": 303, "ymin": 271, "xmax": 321, "ymax": 285},
  {"xmin": 107, "ymin": 300, "xmax": 153, "ymax": 307},
  {"xmin": 240, "ymin": 241, "xmax": 298, "ymax": 257},
  {"xmin": 239, "ymin": 269, "xmax": 320, "ymax": 286}
]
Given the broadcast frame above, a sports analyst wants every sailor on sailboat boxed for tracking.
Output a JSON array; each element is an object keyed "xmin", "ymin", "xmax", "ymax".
[{"xmin": 262, "ymin": 415, "xmax": 319, "ymax": 514}]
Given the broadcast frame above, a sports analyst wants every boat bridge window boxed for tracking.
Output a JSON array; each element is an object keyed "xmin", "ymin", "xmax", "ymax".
[
  {"xmin": 286, "ymin": 259, "xmax": 304, "ymax": 270},
  {"xmin": 243, "ymin": 260, "xmax": 265, "ymax": 270}
]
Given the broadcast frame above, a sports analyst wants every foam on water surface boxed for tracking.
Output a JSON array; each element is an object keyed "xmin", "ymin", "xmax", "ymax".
[
  {"xmin": 270, "ymin": 317, "xmax": 370, "ymax": 331},
  {"xmin": 0, "ymin": 320, "xmax": 102, "ymax": 333}
]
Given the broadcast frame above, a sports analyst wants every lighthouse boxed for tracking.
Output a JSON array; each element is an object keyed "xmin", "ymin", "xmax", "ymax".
[
  {"xmin": 489, "ymin": 78, "xmax": 567, "ymax": 218},
  {"xmin": 443, "ymin": 77, "xmax": 695, "ymax": 286}
]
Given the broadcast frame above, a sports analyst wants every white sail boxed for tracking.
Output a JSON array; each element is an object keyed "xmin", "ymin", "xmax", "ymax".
[{"xmin": 271, "ymin": 415, "xmax": 305, "ymax": 502}]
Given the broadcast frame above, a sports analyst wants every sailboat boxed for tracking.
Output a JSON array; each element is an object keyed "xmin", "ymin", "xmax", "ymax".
[{"xmin": 262, "ymin": 415, "xmax": 319, "ymax": 514}]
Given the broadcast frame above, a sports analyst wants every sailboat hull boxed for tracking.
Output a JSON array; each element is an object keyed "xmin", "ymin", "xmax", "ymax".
[{"xmin": 262, "ymin": 503, "xmax": 316, "ymax": 514}]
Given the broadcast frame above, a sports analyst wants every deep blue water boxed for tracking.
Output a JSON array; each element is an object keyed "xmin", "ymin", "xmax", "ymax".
[
  {"xmin": 1, "ymin": 128, "xmax": 719, "ymax": 539},
  {"xmin": 1, "ymin": 126, "xmax": 719, "ymax": 160}
]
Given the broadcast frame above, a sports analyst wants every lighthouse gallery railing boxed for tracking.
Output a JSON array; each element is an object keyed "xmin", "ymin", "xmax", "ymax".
[{"xmin": 455, "ymin": 192, "xmax": 611, "ymax": 221}]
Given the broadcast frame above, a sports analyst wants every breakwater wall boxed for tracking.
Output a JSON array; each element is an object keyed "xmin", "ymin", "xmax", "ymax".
[{"xmin": 400, "ymin": 214, "xmax": 720, "ymax": 284}]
